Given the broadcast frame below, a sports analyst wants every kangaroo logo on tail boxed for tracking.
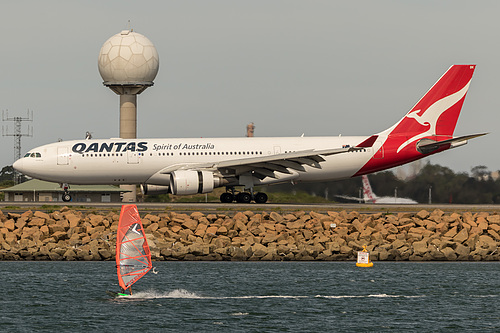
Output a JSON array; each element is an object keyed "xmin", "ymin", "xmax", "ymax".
[
  {"xmin": 397, "ymin": 79, "xmax": 472, "ymax": 153},
  {"xmin": 355, "ymin": 65, "xmax": 479, "ymax": 177}
]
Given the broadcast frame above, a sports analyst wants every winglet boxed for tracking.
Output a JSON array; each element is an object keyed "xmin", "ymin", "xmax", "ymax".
[{"xmin": 356, "ymin": 135, "xmax": 378, "ymax": 148}]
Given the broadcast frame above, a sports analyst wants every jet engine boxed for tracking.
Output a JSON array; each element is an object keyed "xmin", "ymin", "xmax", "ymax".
[
  {"xmin": 170, "ymin": 170, "xmax": 225, "ymax": 195},
  {"xmin": 141, "ymin": 184, "xmax": 170, "ymax": 195}
]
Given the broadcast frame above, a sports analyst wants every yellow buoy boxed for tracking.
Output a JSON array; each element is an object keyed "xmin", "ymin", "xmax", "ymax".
[{"xmin": 356, "ymin": 245, "xmax": 374, "ymax": 267}]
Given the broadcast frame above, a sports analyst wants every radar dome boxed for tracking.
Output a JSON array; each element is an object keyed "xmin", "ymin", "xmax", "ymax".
[{"xmin": 98, "ymin": 30, "xmax": 159, "ymax": 85}]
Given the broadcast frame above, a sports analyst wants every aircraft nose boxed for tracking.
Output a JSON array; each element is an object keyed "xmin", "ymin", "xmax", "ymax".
[{"xmin": 13, "ymin": 158, "xmax": 24, "ymax": 173}]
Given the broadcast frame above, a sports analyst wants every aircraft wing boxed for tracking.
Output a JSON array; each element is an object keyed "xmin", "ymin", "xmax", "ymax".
[{"xmin": 157, "ymin": 135, "xmax": 378, "ymax": 179}]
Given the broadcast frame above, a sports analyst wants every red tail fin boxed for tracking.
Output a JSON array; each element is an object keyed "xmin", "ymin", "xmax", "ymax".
[
  {"xmin": 362, "ymin": 175, "xmax": 376, "ymax": 202},
  {"xmin": 355, "ymin": 65, "xmax": 476, "ymax": 176},
  {"xmin": 385, "ymin": 65, "xmax": 475, "ymax": 149},
  {"xmin": 384, "ymin": 65, "xmax": 476, "ymax": 152}
]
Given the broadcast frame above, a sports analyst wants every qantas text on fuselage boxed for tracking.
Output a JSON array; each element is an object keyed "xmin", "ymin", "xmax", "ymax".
[
  {"xmin": 13, "ymin": 65, "xmax": 486, "ymax": 203},
  {"xmin": 70, "ymin": 142, "xmax": 217, "ymax": 154}
]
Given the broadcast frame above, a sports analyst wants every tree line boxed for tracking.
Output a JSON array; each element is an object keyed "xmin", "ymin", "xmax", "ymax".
[{"xmin": 268, "ymin": 163, "xmax": 500, "ymax": 204}]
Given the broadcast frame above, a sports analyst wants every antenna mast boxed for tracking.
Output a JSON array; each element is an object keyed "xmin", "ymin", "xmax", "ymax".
[{"xmin": 2, "ymin": 109, "xmax": 33, "ymax": 183}]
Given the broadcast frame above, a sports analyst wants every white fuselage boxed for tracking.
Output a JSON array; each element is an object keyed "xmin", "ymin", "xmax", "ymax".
[
  {"xmin": 14, "ymin": 136, "xmax": 374, "ymax": 186},
  {"xmin": 370, "ymin": 197, "xmax": 418, "ymax": 204}
]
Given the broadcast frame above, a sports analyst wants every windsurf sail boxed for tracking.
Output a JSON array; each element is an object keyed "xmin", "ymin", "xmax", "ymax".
[{"xmin": 116, "ymin": 204, "xmax": 152, "ymax": 291}]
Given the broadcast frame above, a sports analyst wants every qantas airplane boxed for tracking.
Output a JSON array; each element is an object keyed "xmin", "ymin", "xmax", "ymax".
[
  {"xmin": 336, "ymin": 175, "xmax": 418, "ymax": 204},
  {"xmin": 13, "ymin": 65, "xmax": 485, "ymax": 203}
]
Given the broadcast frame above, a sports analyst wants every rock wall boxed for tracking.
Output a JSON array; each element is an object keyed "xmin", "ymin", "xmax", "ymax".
[{"xmin": 1, "ymin": 208, "xmax": 499, "ymax": 261}]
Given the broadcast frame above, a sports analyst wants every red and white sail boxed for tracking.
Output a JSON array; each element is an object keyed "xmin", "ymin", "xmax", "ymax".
[{"xmin": 116, "ymin": 204, "xmax": 152, "ymax": 291}]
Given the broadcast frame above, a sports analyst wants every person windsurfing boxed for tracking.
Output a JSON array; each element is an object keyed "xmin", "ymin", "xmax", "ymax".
[{"xmin": 110, "ymin": 205, "xmax": 152, "ymax": 297}]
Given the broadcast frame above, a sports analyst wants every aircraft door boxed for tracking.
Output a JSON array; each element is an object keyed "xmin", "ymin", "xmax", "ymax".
[
  {"xmin": 274, "ymin": 146, "xmax": 281, "ymax": 155},
  {"xmin": 127, "ymin": 150, "xmax": 139, "ymax": 164},
  {"xmin": 372, "ymin": 139, "xmax": 384, "ymax": 159},
  {"xmin": 57, "ymin": 147, "xmax": 69, "ymax": 165},
  {"xmin": 373, "ymin": 146, "xmax": 384, "ymax": 159}
]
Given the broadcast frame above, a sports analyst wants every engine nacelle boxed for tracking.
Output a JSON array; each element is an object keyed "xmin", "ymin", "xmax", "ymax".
[
  {"xmin": 145, "ymin": 173, "xmax": 171, "ymax": 186},
  {"xmin": 141, "ymin": 184, "xmax": 170, "ymax": 195},
  {"xmin": 170, "ymin": 170, "xmax": 224, "ymax": 195}
]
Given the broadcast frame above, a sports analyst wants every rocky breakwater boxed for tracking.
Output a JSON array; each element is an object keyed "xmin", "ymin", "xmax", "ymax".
[{"xmin": 0, "ymin": 208, "xmax": 499, "ymax": 261}]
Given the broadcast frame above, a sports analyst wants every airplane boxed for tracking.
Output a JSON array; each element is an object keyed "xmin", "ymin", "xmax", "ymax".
[
  {"xmin": 336, "ymin": 175, "xmax": 418, "ymax": 204},
  {"xmin": 13, "ymin": 65, "xmax": 485, "ymax": 203}
]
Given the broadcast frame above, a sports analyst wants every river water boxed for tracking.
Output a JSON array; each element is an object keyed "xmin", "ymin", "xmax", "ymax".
[{"xmin": 1, "ymin": 261, "xmax": 498, "ymax": 332}]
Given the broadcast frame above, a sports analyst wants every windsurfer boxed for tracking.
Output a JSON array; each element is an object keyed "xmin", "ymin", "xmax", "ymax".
[
  {"xmin": 121, "ymin": 287, "xmax": 133, "ymax": 295},
  {"xmin": 113, "ymin": 205, "xmax": 152, "ymax": 298}
]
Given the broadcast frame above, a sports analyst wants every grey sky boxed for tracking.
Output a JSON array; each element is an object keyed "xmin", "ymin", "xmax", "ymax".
[{"xmin": 0, "ymin": 1, "xmax": 497, "ymax": 174}]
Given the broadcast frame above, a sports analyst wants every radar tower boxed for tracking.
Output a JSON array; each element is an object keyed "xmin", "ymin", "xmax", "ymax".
[{"xmin": 98, "ymin": 29, "xmax": 159, "ymax": 202}]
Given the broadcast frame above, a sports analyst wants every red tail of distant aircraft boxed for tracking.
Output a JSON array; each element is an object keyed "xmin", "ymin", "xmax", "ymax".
[
  {"xmin": 14, "ymin": 65, "xmax": 486, "ymax": 203},
  {"xmin": 336, "ymin": 175, "xmax": 418, "ymax": 204}
]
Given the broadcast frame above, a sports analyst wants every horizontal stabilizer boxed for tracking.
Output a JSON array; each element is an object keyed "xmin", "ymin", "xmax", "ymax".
[{"xmin": 417, "ymin": 133, "xmax": 487, "ymax": 154}]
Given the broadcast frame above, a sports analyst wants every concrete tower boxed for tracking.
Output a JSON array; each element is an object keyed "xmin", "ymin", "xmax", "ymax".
[{"xmin": 98, "ymin": 29, "xmax": 159, "ymax": 202}]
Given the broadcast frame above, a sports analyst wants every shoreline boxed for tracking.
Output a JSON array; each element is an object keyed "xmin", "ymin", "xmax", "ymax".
[{"xmin": 1, "ymin": 207, "xmax": 499, "ymax": 261}]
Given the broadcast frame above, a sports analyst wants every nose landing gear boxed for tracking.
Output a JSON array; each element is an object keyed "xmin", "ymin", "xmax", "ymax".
[{"xmin": 61, "ymin": 183, "xmax": 72, "ymax": 202}]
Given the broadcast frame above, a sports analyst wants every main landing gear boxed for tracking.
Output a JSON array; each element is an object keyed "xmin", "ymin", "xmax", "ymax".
[{"xmin": 220, "ymin": 187, "xmax": 268, "ymax": 204}]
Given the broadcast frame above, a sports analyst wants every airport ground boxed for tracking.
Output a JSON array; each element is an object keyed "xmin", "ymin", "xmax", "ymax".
[{"xmin": 1, "ymin": 202, "xmax": 500, "ymax": 215}]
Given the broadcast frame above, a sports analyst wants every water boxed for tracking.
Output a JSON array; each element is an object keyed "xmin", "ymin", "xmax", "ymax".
[{"xmin": 1, "ymin": 262, "xmax": 499, "ymax": 332}]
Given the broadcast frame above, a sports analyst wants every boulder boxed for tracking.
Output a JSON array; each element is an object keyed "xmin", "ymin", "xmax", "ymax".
[
  {"xmin": 391, "ymin": 239, "xmax": 406, "ymax": 250},
  {"xmin": 269, "ymin": 212, "xmax": 284, "ymax": 223},
  {"xmin": 194, "ymin": 224, "xmax": 208, "ymax": 237},
  {"xmin": 443, "ymin": 226, "xmax": 458, "ymax": 238},
  {"xmin": 412, "ymin": 240, "xmax": 429, "ymax": 256},
  {"xmin": 487, "ymin": 228, "xmax": 500, "ymax": 241},
  {"xmin": 455, "ymin": 244, "xmax": 471, "ymax": 259},
  {"xmin": 34, "ymin": 211, "xmax": 50, "ymax": 220},
  {"xmin": 232, "ymin": 212, "xmax": 248, "ymax": 222},
  {"xmin": 487, "ymin": 215, "xmax": 500, "ymax": 225},
  {"xmin": 169, "ymin": 225, "xmax": 181, "ymax": 233},
  {"xmin": 250, "ymin": 243, "xmax": 267, "ymax": 259},
  {"xmin": 477, "ymin": 235, "xmax": 496, "ymax": 252},
  {"xmin": 228, "ymin": 246, "xmax": 248, "ymax": 260},
  {"xmin": 88, "ymin": 214, "xmax": 104, "ymax": 227},
  {"xmin": 416, "ymin": 210, "xmax": 430, "ymax": 220},
  {"xmin": 4, "ymin": 220, "xmax": 15, "ymax": 231},
  {"xmin": 453, "ymin": 228, "xmax": 469, "ymax": 244},
  {"xmin": 287, "ymin": 220, "xmax": 305, "ymax": 230},
  {"xmin": 441, "ymin": 247, "xmax": 457, "ymax": 260},
  {"xmin": 477, "ymin": 218, "xmax": 488, "ymax": 231},
  {"xmin": 182, "ymin": 219, "xmax": 198, "ymax": 231}
]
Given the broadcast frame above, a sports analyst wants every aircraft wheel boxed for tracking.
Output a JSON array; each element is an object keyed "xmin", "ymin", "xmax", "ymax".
[
  {"xmin": 254, "ymin": 192, "xmax": 268, "ymax": 204},
  {"xmin": 220, "ymin": 192, "xmax": 234, "ymax": 203},
  {"xmin": 236, "ymin": 192, "xmax": 252, "ymax": 203},
  {"xmin": 62, "ymin": 193, "xmax": 72, "ymax": 202}
]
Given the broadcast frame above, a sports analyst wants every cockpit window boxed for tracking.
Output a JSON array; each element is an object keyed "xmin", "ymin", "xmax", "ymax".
[{"xmin": 24, "ymin": 152, "xmax": 41, "ymax": 158}]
